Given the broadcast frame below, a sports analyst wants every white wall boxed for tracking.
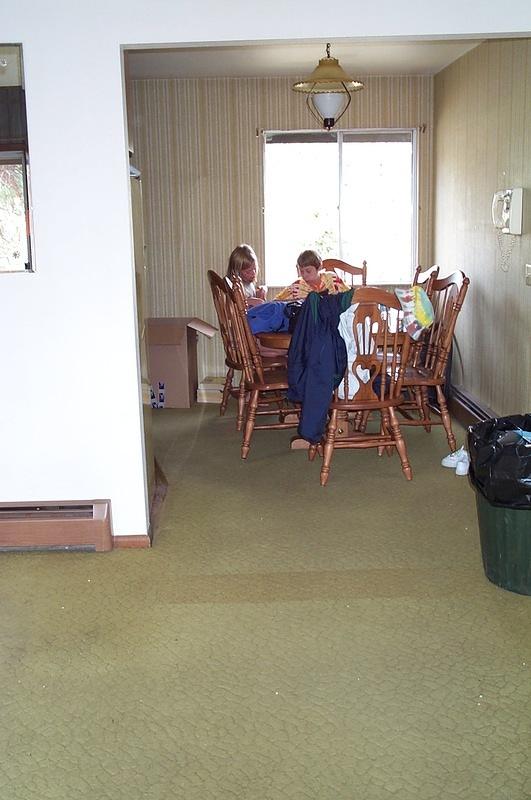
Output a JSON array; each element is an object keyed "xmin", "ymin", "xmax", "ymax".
[{"xmin": 1, "ymin": 1, "xmax": 529, "ymax": 536}]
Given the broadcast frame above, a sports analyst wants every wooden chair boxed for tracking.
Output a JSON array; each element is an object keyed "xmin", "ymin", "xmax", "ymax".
[
  {"xmin": 308, "ymin": 288, "xmax": 412, "ymax": 486},
  {"xmin": 398, "ymin": 270, "xmax": 470, "ymax": 452},
  {"xmin": 225, "ymin": 277, "xmax": 299, "ymax": 459},
  {"xmin": 322, "ymin": 258, "xmax": 367, "ymax": 287},
  {"xmin": 402, "ymin": 265, "xmax": 441, "ymax": 369},
  {"xmin": 413, "ymin": 265, "xmax": 440, "ymax": 297},
  {"xmin": 208, "ymin": 270, "xmax": 287, "ymax": 429},
  {"xmin": 207, "ymin": 269, "xmax": 248, "ymax": 428}
]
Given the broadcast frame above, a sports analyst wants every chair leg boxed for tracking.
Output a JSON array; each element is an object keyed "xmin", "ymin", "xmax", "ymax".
[
  {"xmin": 419, "ymin": 386, "xmax": 432, "ymax": 432},
  {"xmin": 320, "ymin": 409, "xmax": 338, "ymax": 486},
  {"xmin": 379, "ymin": 410, "xmax": 393, "ymax": 456},
  {"xmin": 308, "ymin": 443, "xmax": 319, "ymax": 461},
  {"xmin": 220, "ymin": 367, "xmax": 233, "ymax": 416},
  {"xmin": 435, "ymin": 385, "xmax": 456, "ymax": 453},
  {"xmin": 388, "ymin": 407, "xmax": 412, "ymax": 480},
  {"xmin": 236, "ymin": 378, "xmax": 246, "ymax": 431},
  {"xmin": 241, "ymin": 389, "xmax": 259, "ymax": 460},
  {"xmin": 411, "ymin": 386, "xmax": 430, "ymax": 432},
  {"xmin": 358, "ymin": 410, "xmax": 370, "ymax": 433},
  {"xmin": 402, "ymin": 387, "xmax": 414, "ymax": 404}
]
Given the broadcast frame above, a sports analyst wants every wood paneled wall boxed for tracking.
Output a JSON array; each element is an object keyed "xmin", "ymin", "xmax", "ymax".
[
  {"xmin": 129, "ymin": 75, "xmax": 433, "ymax": 380},
  {"xmin": 434, "ymin": 39, "xmax": 531, "ymax": 416}
]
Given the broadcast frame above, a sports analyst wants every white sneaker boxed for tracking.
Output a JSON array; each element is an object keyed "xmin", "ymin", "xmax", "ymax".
[
  {"xmin": 441, "ymin": 446, "xmax": 466, "ymax": 468},
  {"xmin": 455, "ymin": 451, "xmax": 470, "ymax": 476}
]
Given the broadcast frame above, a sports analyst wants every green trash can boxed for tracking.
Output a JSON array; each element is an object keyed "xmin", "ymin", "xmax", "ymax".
[
  {"xmin": 468, "ymin": 415, "xmax": 531, "ymax": 596},
  {"xmin": 475, "ymin": 492, "xmax": 531, "ymax": 595}
]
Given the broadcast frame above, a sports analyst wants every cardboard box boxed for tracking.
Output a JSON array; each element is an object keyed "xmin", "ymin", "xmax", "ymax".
[{"xmin": 147, "ymin": 317, "xmax": 217, "ymax": 408}]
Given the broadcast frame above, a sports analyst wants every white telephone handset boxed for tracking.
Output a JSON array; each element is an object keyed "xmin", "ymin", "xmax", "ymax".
[{"xmin": 491, "ymin": 187, "xmax": 523, "ymax": 234}]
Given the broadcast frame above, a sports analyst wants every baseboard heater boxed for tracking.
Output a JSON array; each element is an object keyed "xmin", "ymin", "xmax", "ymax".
[
  {"xmin": 449, "ymin": 384, "xmax": 497, "ymax": 428},
  {"xmin": 0, "ymin": 500, "xmax": 112, "ymax": 552}
]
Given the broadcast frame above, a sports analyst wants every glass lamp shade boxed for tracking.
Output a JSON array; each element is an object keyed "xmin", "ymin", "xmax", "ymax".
[{"xmin": 312, "ymin": 92, "xmax": 347, "ymax": 129}]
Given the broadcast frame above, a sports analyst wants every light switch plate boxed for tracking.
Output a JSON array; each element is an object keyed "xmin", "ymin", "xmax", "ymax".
[{"xmin": 526, "ymin": 264, "xmax": 531, "ymax": 286}]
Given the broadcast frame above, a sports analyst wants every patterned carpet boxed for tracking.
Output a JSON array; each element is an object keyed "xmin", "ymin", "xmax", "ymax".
[{"xmin": 1, "ymin": 404, "xmax": 530, "ymax": 799}]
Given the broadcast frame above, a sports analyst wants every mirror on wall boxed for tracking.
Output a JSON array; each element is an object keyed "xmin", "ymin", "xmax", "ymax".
[{"xmin": 0, "ymin": 44, "xmax": 32, "ymax": 272}]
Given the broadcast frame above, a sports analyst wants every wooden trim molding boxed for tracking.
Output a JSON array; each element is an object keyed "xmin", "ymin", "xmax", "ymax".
[
  {"xmin": 448, "ymin": 384, "xmax": 498, "ymax": 429},
  {"xmin": 149, "ymin": 458, "xmax": 168, "ymax": 544},
  {"xmin": 0, "ymin": 500, "xmax": 112, "ymax": 552},
  {"xmin": 112, "ymin": 534, "xmax": 151, "ymax": 549},
  {"xmin": 112, "ymin": 461, "xmax": 168, "ymax": 549}
]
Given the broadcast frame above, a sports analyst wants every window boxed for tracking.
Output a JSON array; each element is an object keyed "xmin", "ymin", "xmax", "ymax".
[
  {"xmin": 0, "ymin": 151, "xmax": 30, "ymax": 271},
  {"xmin": 263, "ymin": 129, "xmax": 417, "ymax": 286},
  {"xmin": 0, "ymin": 43, "xmax": 32, "ymax": 272}
]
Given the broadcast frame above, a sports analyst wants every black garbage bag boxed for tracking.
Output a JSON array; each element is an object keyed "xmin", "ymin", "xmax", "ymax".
[{"xmin": 468, "ymin": 414, "xmax": 531, "ymax": 510}]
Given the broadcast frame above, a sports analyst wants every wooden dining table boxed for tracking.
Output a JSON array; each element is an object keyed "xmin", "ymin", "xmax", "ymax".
[{"xmin": 256, "ymin": 330, "xmax": 292, "ymax": 350}]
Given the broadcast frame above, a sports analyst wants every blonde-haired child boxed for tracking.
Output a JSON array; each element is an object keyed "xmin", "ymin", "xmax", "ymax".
[{"xmin": 226, "ymin": 244, "xmax": 266, "ymax": 305}]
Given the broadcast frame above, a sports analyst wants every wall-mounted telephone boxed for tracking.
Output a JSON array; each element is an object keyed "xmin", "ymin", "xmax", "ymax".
[{"xmin": 491, "ymin": 187, "xmax": 523, "ymax": 234}]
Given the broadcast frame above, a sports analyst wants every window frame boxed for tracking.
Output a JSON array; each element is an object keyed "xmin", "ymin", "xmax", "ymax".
[
  {"xmin": 0, "ymin": 147, "xmax": 32, "ymax": 272},
  {"xmin": 0, "ymin": 43, "xmax": 33, "ymax": 274},
  {"xmin": 262, "ymin": 127, "xmax": 419, "ymax": 286}
]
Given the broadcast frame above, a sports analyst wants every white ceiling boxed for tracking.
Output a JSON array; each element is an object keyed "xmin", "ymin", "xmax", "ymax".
[{"xmin": 125, "ymin": 38, "xmax": 483, "ymax": 80}]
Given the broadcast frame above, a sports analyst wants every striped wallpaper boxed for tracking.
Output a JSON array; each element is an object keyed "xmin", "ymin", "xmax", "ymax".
[
  {"xmin": 129, "ymin": 75, "xmax": 433, "ymax": 380},
  {"xmin": 434, "ymin": 39, "xmax": 531, "ymax": 415}
]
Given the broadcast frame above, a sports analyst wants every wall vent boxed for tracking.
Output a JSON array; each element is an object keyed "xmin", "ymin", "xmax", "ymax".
[{"xmin": 0, "ymin": 500, "xmax": 112, "ymax": 552}]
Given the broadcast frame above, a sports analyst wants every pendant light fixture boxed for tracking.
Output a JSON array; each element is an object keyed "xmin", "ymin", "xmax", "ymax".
[{"xmin": 292, "ymin": 43, "xmax": 364, "ymax": 130}]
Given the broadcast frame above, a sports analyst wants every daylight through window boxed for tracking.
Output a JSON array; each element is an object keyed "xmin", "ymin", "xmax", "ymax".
[
  {"xmin": 0, "ymin": 151, "xmax": 29, "ymax": 270},
  {"xmin": 0, "ymin": 43, "xmax": 32, "ymax": 272},
  {"xmin": 263, "ymin": 129, "xmax": 417, "ymax": 286}
]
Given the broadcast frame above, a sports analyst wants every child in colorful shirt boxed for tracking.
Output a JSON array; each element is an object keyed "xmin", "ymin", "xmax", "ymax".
[{"xmin": 274, "ymin": 250, "xmax": 350, "ymax": 301}]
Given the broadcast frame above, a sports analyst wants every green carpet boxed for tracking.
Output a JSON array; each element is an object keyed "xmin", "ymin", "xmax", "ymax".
[{"xmin": 1, "ymin": 404, "xmax": 530, "ymax": 799}]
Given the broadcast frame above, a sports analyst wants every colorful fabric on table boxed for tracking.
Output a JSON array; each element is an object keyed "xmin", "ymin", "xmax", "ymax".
[
  {"xmin": 394, "ymin": 285, "xmax": 434, "ymax": 340},
  {"xmin": 274, "ymin": 271, "xmax": 350, "ymax": 301}
]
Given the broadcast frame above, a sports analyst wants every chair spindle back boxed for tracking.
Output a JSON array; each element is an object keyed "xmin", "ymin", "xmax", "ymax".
[
  {"xmin": 338, "ymin": 287, "xmax": 409, "ymax": 404},
  {"xmin": 413, "ymin": 265, "xmax": 440, "ymax": 298},
  {"xmin": 207, "ymin": 270, "xmax": 241, "ymax": 368},
  {"xmin": 225, "ymin": 276, "xmax": 266, "ymax": 385},
  {"xmin": 322, "ymin": 258, "xmax": 368, "ymax": 287},
  {"xmin": 420, "ymin": 270, "xmax": 469, "ymax": 379}
]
